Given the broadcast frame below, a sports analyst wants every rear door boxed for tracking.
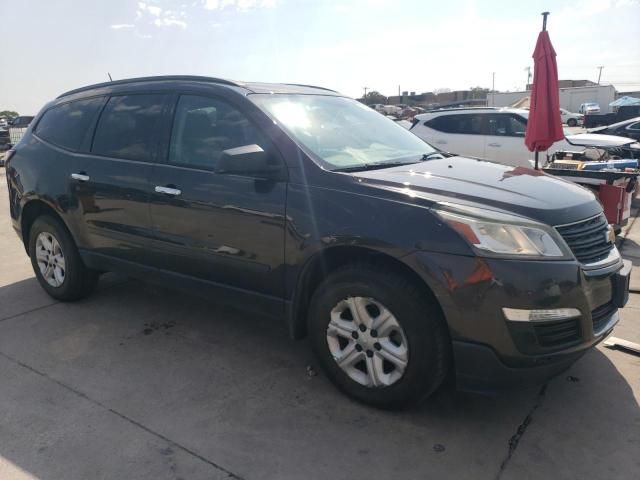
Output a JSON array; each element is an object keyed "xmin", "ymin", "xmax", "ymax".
[
  {"xmin": 148, "ymin": 93, "xmax": 287, "ymax": 303},
  {"xmin": 484, "ymin": 113, "xmax": 530, "ymax": 167},
  {"xmin": 70, "ymin": 93, "xmax": 171, "ymax": 263},
  {"xmin": 423, "ymin": 113, "xmax": 485, "ymax": 158}
]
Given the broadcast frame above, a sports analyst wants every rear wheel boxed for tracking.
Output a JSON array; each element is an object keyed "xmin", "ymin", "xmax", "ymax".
[
  {"xmin": 567, "ymin": 118, "xmax": 577, "ymax": 127},
  {"xmin": 28, "ymin": 215, "xmax": 99, "ymax": 301},
  {"xmin": 308, "ymin": 264, "xmax": 450, "ymax": 409}
]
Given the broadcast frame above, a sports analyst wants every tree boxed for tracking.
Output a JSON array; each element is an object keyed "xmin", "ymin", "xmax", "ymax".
[
  {"xmin": 0, "ymin": 110, "xmax": 19, "ymax": 120},
  {"xmin": 363, "ymin": 91, "xmax": 387, "ymax": 105}
]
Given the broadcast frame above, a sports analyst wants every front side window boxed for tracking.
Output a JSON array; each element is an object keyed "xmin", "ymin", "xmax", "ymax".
[
  {"xmin": 487, "ymin": 114, "xmax": 526, "ymax": 137},
  {"xmin": 35, "ymin": 97, "xmax": 105, "ymax": 151},
  {"xmin": 92, "ymin": 94, "xmax": 167, "ymax": 162},
  {"xmin": 169, "ymin": 95, "xmax": 267, "ymax": 170},
  {"xmin": 251, "ymin": 94, "xmax": 436, "ymax": 170},
  {"xmin": 627, "ymin": 122, "xmax": 640, "ymax": 131}
]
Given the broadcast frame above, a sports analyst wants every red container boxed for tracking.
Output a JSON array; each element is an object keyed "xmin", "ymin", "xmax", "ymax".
[{"xmin": 598, "ymin": 183, "xmax": 632, "ymax": 226}]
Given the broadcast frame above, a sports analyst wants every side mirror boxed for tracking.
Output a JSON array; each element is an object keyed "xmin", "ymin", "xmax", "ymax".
[{"xmin": 216, "ymin": 144, "xmax": 285, "ymax": 180}]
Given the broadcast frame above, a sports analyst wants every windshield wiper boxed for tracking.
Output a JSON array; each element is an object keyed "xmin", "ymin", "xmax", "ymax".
[
  {"xmin": 421, "ymin": 151, "xmax": 452, "ymax": 161},
  {"xmin": 332, "ymin": 161, "xmax": 419, "ymax": 172}
]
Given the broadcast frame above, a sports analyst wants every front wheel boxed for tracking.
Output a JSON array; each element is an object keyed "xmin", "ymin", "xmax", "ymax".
[
  {"xmin": 308, "ymin": 265, "xmax": 450, "ymax": 409},
  {"xmin": 567, "ymin": 118, "xmax": 577, "ymax": 127},
  {"xmin": 28, "ymin": 215, "xmax": 99, "ymax": 301}
]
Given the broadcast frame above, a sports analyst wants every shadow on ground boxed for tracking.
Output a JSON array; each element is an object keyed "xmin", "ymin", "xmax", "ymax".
[{"xmin": 0, "ymin": 275, "xmax": 638, "ymax": 480}]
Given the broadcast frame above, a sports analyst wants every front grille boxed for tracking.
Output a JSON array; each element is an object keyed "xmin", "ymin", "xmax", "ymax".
[
  {"xmin": 533, "ymin": 319, "xmax": 582, "ymax": 348},
  {"xmin": 591, "ymin": 302, "xmax": 616, "ymax": 332},
  {"xmin": 555, "ymin": 214, "xmax": 614, "ymax": 264}
]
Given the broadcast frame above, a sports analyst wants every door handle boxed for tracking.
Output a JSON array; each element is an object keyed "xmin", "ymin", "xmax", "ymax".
[
  {"xmin": 155, "ymin": 186, "xmax": 182, "ymax": 196},
  {"xmin": 488, "ymin": 142, "xmax": 501, "ymax": 147},
  {"xmin": 71, "ymin": 173, "xmax": 90, "ymax": 182},
  {"xmin": 435, "ymin": 140, "xmax": 447, "ymax": 144}
]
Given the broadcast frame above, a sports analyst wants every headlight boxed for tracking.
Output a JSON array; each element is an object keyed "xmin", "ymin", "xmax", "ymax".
[{"xmin": 434, "ymin": 203, "xmax": 570, "ymax": 258}]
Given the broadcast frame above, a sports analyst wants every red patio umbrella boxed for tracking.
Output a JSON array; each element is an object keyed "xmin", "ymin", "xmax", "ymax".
[{"xmin": 524, "ymin": 12, "xmax": 564, "ymax": 169}]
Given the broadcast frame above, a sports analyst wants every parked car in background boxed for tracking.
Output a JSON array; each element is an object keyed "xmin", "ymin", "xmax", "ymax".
[
  {"xmin": 382, "ymin": 104, "xmax": 402, "ymax": 115},
  {"xmin": 0, "ymin": 127, "xmax": 10, "ymax": 152},
  {"xmin": 8, "ymin": 115, "xmax": 35, "ymax": 145},
  {"xmin": 369, "ymin": 103, "xmax": 386, "ymax": 114},
  {"xmin": 560, "ymin": 108, "xmax": 583, "ymax": 127},
  {"xmin": 589, "ymin": 117, "xmax": 640, "ymax": 142},
  {"xmin": 386, "ymin": 115, "xmax": 413, "ymax": 129},
  {"xmin": 579, "ymin": 103, "xmax": 600, "ymax": 115},
  {"xmin": 411, "ymin": 107, "xmax": 640, "ymax": 167},
  {"xmin": 399, "ymin": 106, "xmax": 419, "ymax": 118},
  {"xmin": 9, "ymin": 116, "xmax": 34, "ymax": 128},
  {"xmin": 5, "ymin": 76, "xmax": 630, "ymax": 408},
  {"xmin": 0, "ymin": 117, "xmax": 8, "ymax": 128}
]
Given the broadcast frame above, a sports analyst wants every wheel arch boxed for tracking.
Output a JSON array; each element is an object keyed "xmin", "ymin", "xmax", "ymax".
[
  {"xmin": 287, "ymin": 245, "xmax": 446, "ymax": 339},
  {"xmin": 20, "ymin": 199, "xmax": 72, "ymax": 254}
]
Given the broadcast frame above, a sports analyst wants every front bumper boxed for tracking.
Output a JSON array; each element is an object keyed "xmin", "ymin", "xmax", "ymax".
[{"xmin": 404, "ymin": 251, "xmax": 631, "ymax": 392}]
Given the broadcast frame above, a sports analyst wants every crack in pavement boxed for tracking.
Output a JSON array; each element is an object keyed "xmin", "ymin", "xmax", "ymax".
[
  {"xmin": 0, "ymin": 278, "xmax": 132, "ymax": 324},
  {"xmin": 495, "ymin": 383, "xmax": 548, "ymax": 480},
  {"xmin": 0, "ymin": 350, "xmax": 244, "ymax": 480},
  {"xmin": 0, "ymin": 300, "xmax": 60, "ymax": 323}
]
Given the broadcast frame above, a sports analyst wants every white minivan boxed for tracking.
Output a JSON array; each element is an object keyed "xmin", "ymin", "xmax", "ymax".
[{"xmin": 410, "ymin": 107, "xmax": 639, "ymax": 167}]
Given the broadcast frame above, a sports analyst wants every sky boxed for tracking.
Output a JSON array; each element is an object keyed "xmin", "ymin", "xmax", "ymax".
[{"xmin": 1, "ymin": 0, "xmax": 639, "ymax": 114}]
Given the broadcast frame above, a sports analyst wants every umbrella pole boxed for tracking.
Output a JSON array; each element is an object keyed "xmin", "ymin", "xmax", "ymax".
[
  {"xmin": 541, "ymin": 11, "xmax": 549, "ymax": 31},
  {"xmin": 535, "ymin": 11, "xmax": 548, "ymax": 171}
]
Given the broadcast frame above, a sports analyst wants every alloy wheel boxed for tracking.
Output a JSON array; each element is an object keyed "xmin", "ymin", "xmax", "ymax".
[{"xmin": 35, "ymin": 231, "xmax": 66, "ymax": 287}]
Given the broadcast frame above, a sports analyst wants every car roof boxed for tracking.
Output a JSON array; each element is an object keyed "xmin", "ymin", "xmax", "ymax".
[
  {"xmin": 414, "ymin": 106, "xmax": 528, "ymax": 120},
  {"xmin": 56, "ymin": 75, "xmax": 340, "ymax": 99}
]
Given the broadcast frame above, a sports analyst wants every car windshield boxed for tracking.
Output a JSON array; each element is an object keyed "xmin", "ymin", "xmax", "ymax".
[{"xmin": 251, "ymin": 94, "xmax": 436, "ymax": 170}]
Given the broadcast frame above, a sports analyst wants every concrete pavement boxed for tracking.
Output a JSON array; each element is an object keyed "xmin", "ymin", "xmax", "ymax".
[{"xmin": 0, "ymin": 167, "xmax": 638, "ymax": 480}]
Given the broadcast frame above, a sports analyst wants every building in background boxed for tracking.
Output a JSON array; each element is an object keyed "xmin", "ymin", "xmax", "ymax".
[{"xmin": 488, "ymin": 84, "xmax": 617, "ymax": 113}]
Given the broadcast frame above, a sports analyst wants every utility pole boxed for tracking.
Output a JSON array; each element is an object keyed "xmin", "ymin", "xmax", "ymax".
[
  {"xmin": 363, "ymin": 87, "xmax": 368, "ymax": 103},
  {"xmin": 597, "ymin": 66, "xmax": 604, "ymax": 84},
  {"xmin": 492, "ymin": 72, "xmax": 495, "ymax": 106},
  {"xmin": 524, "ymin": 66, "xmax": 531, "ymax": 90}
]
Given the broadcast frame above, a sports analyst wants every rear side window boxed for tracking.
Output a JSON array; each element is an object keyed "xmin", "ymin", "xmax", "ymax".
[
  {"xmin": 426, "ymin": 114, "xmax": 484, "ymax": 135},
  {"xmin": 36, "ymin": 99, "xmax": 103, "ymax": 151},
  {"xmin": 92, "ymin": 94, "xmax": 167, "ymax": 162}
]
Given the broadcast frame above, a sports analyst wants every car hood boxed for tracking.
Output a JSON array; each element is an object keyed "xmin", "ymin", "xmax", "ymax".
[
  {"xmin": 353, "ymin": 156, "xmax": 602, "ymax": 226},
  {"xmin": 565, "ymin": 133, "xmax": 637, "ymax": 147}
]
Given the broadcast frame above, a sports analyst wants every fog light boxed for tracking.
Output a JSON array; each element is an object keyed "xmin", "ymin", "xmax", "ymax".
[{"xmin": 502, "ymin": 308, "xmax": 581, "ymax": 322}]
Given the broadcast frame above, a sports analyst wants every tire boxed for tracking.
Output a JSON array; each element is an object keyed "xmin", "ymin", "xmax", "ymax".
[
  {"xmin": 567, "ymin": 118, "xmax": 577, "ymax": 127},
  {"xmin": 308, "ymin": 264, "xmax": 450, "ymax": 409},
  {"xmin": 28, "ymin": 215, "xmax": 99, "ymax": 301}
]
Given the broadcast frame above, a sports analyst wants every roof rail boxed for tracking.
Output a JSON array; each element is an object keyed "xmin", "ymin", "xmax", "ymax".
[
  {"xmin": 57, "ymin": 75, "xmax": 243, "ymax": 99},
  {"xmin": 424, "ymin": 106, "xmax": 498, "ymax": 113},
  {"xmin": 283, "ymin": 83, "xmax": 338, "ymax": 93}
]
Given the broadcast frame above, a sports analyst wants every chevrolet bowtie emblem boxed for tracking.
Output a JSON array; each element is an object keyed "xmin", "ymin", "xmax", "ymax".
[{"xmin": 606, "ymin": 226, "xmax": 615, "ymax": 244}]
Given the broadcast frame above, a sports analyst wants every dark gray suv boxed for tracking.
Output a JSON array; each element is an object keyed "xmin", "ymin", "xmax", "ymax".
[{"xmin": 4, "ymin": 76, "xmax": 631, "ymax": 408}]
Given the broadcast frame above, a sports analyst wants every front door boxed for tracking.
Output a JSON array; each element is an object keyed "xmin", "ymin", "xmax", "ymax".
[
  {"xmin": 484, "ymin": 113, "xmax": 530, "ymax": 167},
  {"xmin": 148, "ymin": 94, "xmax": 287, "ymax": 302},
  {"xmin": 71, "ymin": 93, "xmax": 170, "ymax": 264}
]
